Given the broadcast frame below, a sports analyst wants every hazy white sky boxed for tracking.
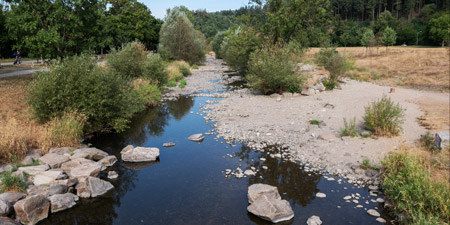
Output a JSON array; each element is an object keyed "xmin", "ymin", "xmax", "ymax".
[{"xmin": 139, "ymin": 0, "xmax": 250, "ymax": 19}]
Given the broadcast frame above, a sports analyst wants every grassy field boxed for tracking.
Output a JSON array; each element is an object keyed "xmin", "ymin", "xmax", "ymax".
[{"xmin": 305, "ymin": 46, "xmax": 449, "ymax": 92}]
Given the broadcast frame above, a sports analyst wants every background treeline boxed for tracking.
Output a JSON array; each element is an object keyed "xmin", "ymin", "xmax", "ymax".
[{"xmin": 0, "ymin": 0, "xmax": 162, "ymax": 58}]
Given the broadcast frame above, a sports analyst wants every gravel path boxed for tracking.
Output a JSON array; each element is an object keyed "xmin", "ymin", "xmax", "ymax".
[{"xmin": 163, "ymin": 54, "xmax": 448, "ymax": 183}]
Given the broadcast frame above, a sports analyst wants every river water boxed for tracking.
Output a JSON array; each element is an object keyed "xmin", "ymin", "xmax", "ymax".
[{"xmin": 39, "ymin": 82, "xmax": 391, "ymax": 225}]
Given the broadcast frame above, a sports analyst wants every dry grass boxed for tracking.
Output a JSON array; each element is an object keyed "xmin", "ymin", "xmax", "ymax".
[
  {"xmin": 166, "ymin": 60, "xmax": 190, "ymax": 82},
  {"xmin": 305, "ymin": 47, "xmax": 450, "ymax": 92}
]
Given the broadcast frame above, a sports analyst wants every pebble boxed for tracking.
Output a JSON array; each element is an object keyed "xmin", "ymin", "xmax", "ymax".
[
  {"xmin": 376, "ymin": 198, "xmax": 385, "ymax": 203},
  {"xmin": 343, "ymin": 196, "xmax": 352, "ymax": 200},
  {"xmin": 316, "ymin": 193, "xmax": 326, "ymax": 198},
  {"xmin": 367, "ymin": 209, "xmax": 381, "ymax": 217},
  {"xmin": 352, "ymin": 200, "xmax": 359, "ymax": 204},
  {"xmin": 356, "ymin": 205, "xmax": 363, "ymax": 208},
  {"xmin": 376, "ymin": 217, "xmax": 387, "ymax": 223},
  {"xmin": 262, "ymin": 166, "xmax": 268, "ymax": 170}
]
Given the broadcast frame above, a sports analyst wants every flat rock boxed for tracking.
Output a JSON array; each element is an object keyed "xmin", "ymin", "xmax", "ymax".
[
  {"xmin": 70, "ymin": 162, "xmax": 102, "ymax": 178},
  {"xmin": 316, "ymin": 192, "xmax": 326, "ymax": 198},
  {"xmin": 306, "ymin": 215, "xmax": 322, "ymax": 225},
  {"xmin": 70, "ymin": 148, "xmax": 108, "ymax": 161},
  {"xmin": 0, "ymin": 217, "xmax": 21, "ymax": 225},
  {"xmin": 33, "ymin": 169, "xmax": 65, "ymax": 186},
  {"xmin": 0, "ymin": 192, "xmax": 26, "ymax": 206},
  {"xmin": 367, "ymin": 209, "xmax": 381, "ymax": 217},
  {"xmin": 248, "ymin": 184, "xmax": 281, "ymax": 204},
  {"xmin": 48, "ymin": 184, "xmax": 68, "ymax": 196},
  {"xmin": 26, "ymin": 185, "xmax": 50, "ymax": 197},
  {"xmin": 48, "ymin": 193, "xmax": 78, "ymax": 213},
  {"xmin": 120, "ymin": 146, "xmax": 160, "ymax": 162},
  {"xmin": 39, "ymin": 153, "xmax": 70, "ymax": 169},
  {"xmin": 98, "ymin": 155, "xmax": 117, "ymax": 167},
  {"xmin": 88, "ymin": 177, "xmax": 114, "ymax": 198},
  {"xmin": 247, "ymin": 194, "xmax": 294, "ymax": 223},
  {"xmin": 14, "ymin": 195, "xmax": 50, "ymax": 225},
  {"xmin": 163, "ymin": 142, "xmax": 176, "ymax": 147},
  {"xmin": 51, "ymin": 178, "xmax": 78, "ymax": 187},
  {"xmin": 60, "ymin": 158, "xmax": 94, "ymax": 173},
  {"xmin": 301, "ymin": 88, "xmax": 316, "ymax": 96},
  {"xmin": 318, "ymin": 133, "xmax": 338, "ymax": 141},
  {"xmin": 18, "ymin": 165, "xmax": 49, "ymax": 176},
  {"xmin": 188, "ymin": 134, "xmax": 205, "ymax": 142},
  {"xmin": 49, "ymin": 147, "xmax": 74, "ymax": 155}
]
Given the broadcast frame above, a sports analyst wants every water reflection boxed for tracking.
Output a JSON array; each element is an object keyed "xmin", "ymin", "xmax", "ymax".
[
  {"xmin": 122, "ymin": 160, "xmax": 160, "ymax": 170},
  {"xmin": 167, "ymin": 96, "xmax": 194, "ymax": 121}
]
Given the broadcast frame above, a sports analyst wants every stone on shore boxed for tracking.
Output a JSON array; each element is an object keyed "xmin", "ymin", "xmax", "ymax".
[
  {"xmin": 17, "ymin": 165, "xmax": 49, "ymax": 176},
  {"xmin": 14, "ymin": 195, "xmax": 50, "ymax": 225},
  {"xmin": 120, "ymin": 145, "xmax": 160, "ymax": 162},
  {"xmin": 0, "ymin": 200, "xmax": 11, "ymax": 217},
  {"xmin": 318, "ymin": 133, "xmax": 338, "ymax": 141},
  {"xmin": 0, "ymin": 192, "xmax": 26, "ymax": 206},
  {"xmin": 69, "ymin": 162, "xmax": 102, "ymax": 178},
  {"xmin": 0, "ymin": 165, "xmax": 16, "ymax": 175},
  {"xmin": 163, "ymin": 142, "xmax": 176, "ymax": 147},
  {"xmin": 48, "ymin": 193, "xmax": 78, "ymax": 213},
  {"xmin": 0, "ymin": 217, "xmax": 21, "ymax": 225},
  {"xmin": 70, "ymin": 148, "xmax": 108, "ymax": 161},
  {"xmin": 188, "ymin": 134, "xmax": 205, "ymax": 142},
  {"xmin": 98, "ymin": 155, "xmax": 118, "ymax": 167},
  {"xmin": 26, "ymin": 186, "xmax": 50, "ymax": 197},
  {"xmin": 48, "ymin": 184, "xmax": 68, "ymax": 196},
  {"xmin": 435, "ymin": 131, "xmax": 449, "ymax": 149},
  {"xmin": 51, "ymin": 178, "xmax": 78, "ymax": 187},
  {"xmin": 39, "ymin": 153, "xmax": 70, "ymax": 169},
  {"xmin": 49, "ymin": 147, "xmax": 74, "ymax": 155},
  {"xmin": 367, "ymin": 209, "xmax": 381, "ymax": 217},
  {"xmin": 301, "ymin": 88, "xmax": 316, "ymax": 96},
  {"xmin": 307, "ymin": 215, "xmax": 323, "ymax": 225},
  {"xmin": 88, "ymin": 177, "xmax": 114, "ymax": 198},
  {"xmin": 248, "ymin": 184, "xmax": 281, "ymax": 204},
  {"xmin": 33, "ymin": 170, "xmax": 65, "ymax": 186},
  {"xmin": 247, "ymin": 194, "xmax": 294, "ymax": 223}
]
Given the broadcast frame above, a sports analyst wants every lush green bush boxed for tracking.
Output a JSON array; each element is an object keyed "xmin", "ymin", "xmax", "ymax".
[
  {"xmin": 340, "ymin": 117, "xmax": 358, "ymax": 137},
  {"xmin": 211, "ymin": 31, "xmax": 226, "ymax": 58},
  {"xmin": 167, "ymin": 80, "xmax": 177, "ymax": 87},
  {"xmin": 315, "ymin": 48, "xmax": 350, "ymax": 89},
  {"xmin": 363, "ymin": 95, "xmax": 405, "ymax": 136},
  {"xmin": 0, "ymin": 171, "xmax": 26, "ymax": 192},
  {"xmin": 107, "ymin": 42, "xmax": 148, "ymax": 78},
  {"xmin": 179, "ymin": 79, "xmax": 186, "ymax": 88},
  {"xmin": 382, "ymin": 152, "xmax": 450, "ymax": 224},
  {"xmin": 131, "ymin": 79, "xmax": 161, "ymax": 106},
  {"xmin": 143, "ymin": 53, "xmax": 168, "ymax": 87},
  {"xmin": 28, "ymin": 55, "xmax": 144, "ymax": 133},
  {"xmin": 247, "ymin": 45, "xmax": 304, "ymax": 94}
]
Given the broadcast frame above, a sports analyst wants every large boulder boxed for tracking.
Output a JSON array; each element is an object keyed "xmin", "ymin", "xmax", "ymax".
[
  {"xmin": 48, "ymin": 193, "xmax": 78, "ymax": 213},
  {"xmin": 98, "ymin": 155, "xmax": 118, "ymax": 168},
  {"xmin": 60, "ymin": 158, "xmax": 94, "ymax": 173},
  {"xmin": 18, "ymin": 165, "xmax": 49, "ymax": 176},
  {"xmin": 48, "ymin": 184, "xmax": 68, "ymax": 196},
  {"xmin": 33, "ymin": 170, "xmax": 65, "ymax": 186},
  {"xmin": 0, "ymin": 192, "xmax": 26, "ymax": 206},
  {"xmin": 50, "ymin": 178, "xmax": 78, "ymax": 187},
  {"xmin": 435, "ymin": 131, "xmax": 450, "ymax": 149},
  {"xmin": 247, "ymin": 194, "xmax": 294, "ymax": 223},
  {"xmin": 26, "ymin": 186, "xmax": 49, "ymax": 197},
  {"xmin": 120, "ymin": 145, "xmax": 159, "ymax": 162},
  {"xmin": 248, "ymin": 184, "xmax": 281, "ymax": 204},
  {"xmin": 70, "ymin": 148, "xmax": 108, "ymax": 161},
  {"xmin": 88, "ymin": 177, "xmax": 114, "ymax": 198},
  {"xmin": 69, "ymin": 162, "xmax": 102, "ymax": 178},
  {"xmin": 14, "ymin": 195, "xmax": 50, "ymax": 225},
  {"xmin": 0, "ymin": 217, "xmax": 21, "ymax": 225},
  {"xmin": 49, "ymin": 147, "xmax": 74, "ymax": 155},
  {"xmin": 0, "ymin": 200, "xmax": 11, "ymax": 217},
  {"xmin": 188, "ymin": 134, "xmax": 205, "ymax": 142},
  {"xmin": 39, "ymin": 153, "xmax": 70, "ymax": 169}
]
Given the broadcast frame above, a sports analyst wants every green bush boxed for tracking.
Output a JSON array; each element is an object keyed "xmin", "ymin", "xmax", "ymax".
[
  {"xmin": 382, "ymin": 152, "xmax": 450, "ymax": 224},
  {"xmin": 247, "ymin": 45, "xmax": 304, "ymax": 94},
  {"xmin": 212, "ymin": 31, "xmax": 226, "ymax": 58},
  {"xmin": 179, "ymin": 65, "xmax": 191, "ymax": 76},
  {"xmin": 179, "ymin": 79, "xmax": 186, "ymax": 88},
  {"xmin": 321, "ymin": 78, "xmax": 338, "ymax": 90},
  {"xmin": 420, "ymin": 132, "xmax": 439, "ymax": 152},
  {"xmin": 167, "ymin": 81, "xmax": 177, "ymax": 87},
  {"xmin": 363, "ymin": 95, "xmax": 405, "ymax": 136},
  {"xmin": 143, "ymin": 53, "xmax": 168, "ymax": 87},
  {"xmin": 315, "ymin": 48, "xmax": 350, "ymax": 89},
  {"xmin": 132, "ymin": 79, "xmax": 161, "ymax": 106},
  {"xmin": 361, "ymin": 158, "xmax": 380, "ymax": 171},
  {"xmin": 340, "ymin": 117, "xmax": 358, "ymax": 137},
  {"xmin": 107, "ymin": 42, "xmax": 148, "ymax": 78},
  {"xmin": 0, "ymin": 171, "xmax": 26, "ymax": 192},
  {"xmin": 28, "ymin": 55, "xmax": 143, "ymax": 133}
]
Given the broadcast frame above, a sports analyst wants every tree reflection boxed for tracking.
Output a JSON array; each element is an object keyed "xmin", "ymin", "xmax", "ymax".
[
  {"xmin": 235, "ymin": 145, "xmax": 321, "ymax": 207},
  {"xmin": 166, "ymin": 96, "xmax": 194, "ymax": 121}
]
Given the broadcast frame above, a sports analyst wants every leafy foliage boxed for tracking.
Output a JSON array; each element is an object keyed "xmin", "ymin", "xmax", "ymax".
[
  {"xmin": 428, "ymin": 13, "xmax": 450, "ymax": 46},
  {"xmin": 363, "ymin": 95, "xmax": 405, "ymax": 136},
  {"xmin": 382, "ymin": 26, "xmax": 397, "ymax": 47},
  {"xmin": 144, "ymin": 53, "xmax": 168, "ymax": 87},
  {"xmin": 107, "ymin": 42, "xmax": 148, "ymax": 78},
  {"xmin": 211, "ymin": 31, "xmax": 227, "ymax": 58},
  {"xmin": 340, "ymin": 117, "xmax": 358, "ymax": 137},
  {"xmin": 315, "ymin": 48, "xmax": 350, "ymax": 88},
  {"xmin": 0, "ymin": 171, "xmax": 26, "ymax": 193}
]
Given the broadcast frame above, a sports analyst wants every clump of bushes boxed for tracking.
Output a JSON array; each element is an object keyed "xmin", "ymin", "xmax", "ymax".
[
  {"xmin": 247, "ymin": 44, "xmax": 304, "ymax": 94},
  {"xmin": 361, "ymin": 158, "xmax": 380, "ymax": 171},
  {"xmin": 363, "ymin": 95, "xmax": 405, "ymax": 136},
  {"xmin": 166, "ymin": 61, "xmax": 191, "ymax": 82},
  {"xmin": 144, "ymin": 53, "xmax": 168, "ymax": 87},
  {"xmin": 211, "ymin": 31, "xmax": 226, "ymax": 59},
  {"xmin": 340, "ymin": 117, "xmax": 358, "ymax": 137},
  {"xmin": 179, "ymin": 79, "xmax": 186, "ymax": 88},
  {"xmin": 382, "ymin": 152, "xmax": 450, "ymax": 224},
  {"xmin": 131, "ymin": 79, "xmax": 161, "ymax": 106},
  {"xmin": 315, "ymin": 48, "xmax": 351, "ymax": 90},
  {"xmin": 0, "ymin": 171, "xmax": 26, "ymax": 192},
  {"xmin": 107, "ymin": 42, "xmax": 148, "ymax": 78},
  {"xmin": 28, "ymin": 55, "xmax": 144, "ymax": 133}
]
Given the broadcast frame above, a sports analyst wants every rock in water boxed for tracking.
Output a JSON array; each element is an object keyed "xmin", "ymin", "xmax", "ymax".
[
  {"xmin": 163, "ymin": 142, "xmax": 176, "ymax": 147},
  {"xmin": 14, "ymin": 195, "xmax": 50, "ymax": 225},
  {"xmin": 316, "ymin": 192, "xmax": 326, "ymax": 198},
  {"xmin": 248, "ymin": 184, "xmax": 281, "ymax": 204},
  {"xmin": 98, "ymin": 155, "xmax": 118, "ymax": 167},
  {"xmin": 367, "ymin": 209, "xmax": 381, "ymax": 217},
  {"xmin": 88, "ymin": 177, "xmax": 114, "ymax": 198},
  {"xmin": 247, "ymin": 194, "xmax": 294, "ymax": 223},
  {"xmin": 107, "ymin": 171, "xmax": 119, "ymax": 179},
  {"xmin": 188, "ymin": 134, "xmax": 205, "ymax": 142},
  {"xmin": 120, "ymin": 145, "xmax": 160, "ymax": 162},
  {"xmin": 48, "ymin": 193, "xmax": 78, "ymax": 213},
  {"xmin": 307, "ymin": 215, "xmax": 323, "ymax": 225}
]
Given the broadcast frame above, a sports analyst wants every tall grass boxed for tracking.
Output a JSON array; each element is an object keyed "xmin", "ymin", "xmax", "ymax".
[
  {"xmin": 0, "ymin": 171, "xmax": 26, "ymax": 192},
  {"xmin": 382, "ymin": 152, "xmax": 450, "ymax": 224},
  {"xmin": 166, "ymin": 61, "xmax": 191, "ymax": 82},
  {"xmin": 363, "ymin": 95, "xmax": 405, "ymax": 136},
  {"xmin": 42, "ymin": 111, "xmax": 86, "ymax": 150},
  {"xmin": 0, "ymin": 116, "xmax": 39, "ymax": 162},
  {"xmin": 340, "ymin": 117, "xmax": 358, "ymax": 137}
]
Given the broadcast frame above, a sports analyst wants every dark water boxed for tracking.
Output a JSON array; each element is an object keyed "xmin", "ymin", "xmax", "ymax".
[{"xmin": 40, "ymin": 96, "xmax": 391, "ymax": 225}]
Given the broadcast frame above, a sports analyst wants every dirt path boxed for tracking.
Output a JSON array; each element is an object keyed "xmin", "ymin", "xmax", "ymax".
[{"xmin": 163, "ymin": 54, "xmax": 449, "ymax": 183}]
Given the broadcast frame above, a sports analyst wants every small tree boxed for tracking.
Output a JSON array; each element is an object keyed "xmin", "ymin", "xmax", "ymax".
[
  {"xmin": 382, "ymin": 26, "xmax": 397, "ymax": 55},
  {"xmin": 361, "ymin": 29, "xmax": 375, "ymax": 57},
  {"xmin": 428, "ymin": 13, "xmax": 450, "ymax": 47},
  {"xmin": 158, "ymin": 8, "xmax": 206, "ymax": 64}
]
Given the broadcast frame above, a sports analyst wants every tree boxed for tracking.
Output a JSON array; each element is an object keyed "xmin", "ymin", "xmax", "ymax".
[
  {"xmin": 211, "ymin": 31, "xmax": 226, "ymax": 58},
  {"xmin": 0, "ymin": 3, "xmax": 14, "ymax": 59},
  {"xmin": 382, "ymin": 26, "xmax": 397, "ymax": 54},
  {"xmin": 107, "ymin": 0, "xmax": 161, "ymax": 50},
  {"xmin": 158, "ymin": 7, "xmax": 206, "ymax": 64},
  {"xmin": 428, "ymin": 13, "xmax": 450, "ymax": 47},
  {"xmin": 361, "ymin": 29, "xmax": 375, "ymax": 56}
]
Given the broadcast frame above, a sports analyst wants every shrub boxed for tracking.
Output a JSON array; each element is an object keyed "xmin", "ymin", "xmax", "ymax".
[
  {"xmin": 179, "ymin": 79, "xmax": 187, "ymax": 88},
  {"xmin": 107, "ymin": 42, "xmax": 148, "ymax": 78},
  {"xmin": 361, "ymin": 158, "xmax": 380, "ymax": 171},
  {"xmin": 28, "ymin": 55, "xmax": 143, "ymax": 133},
  {"xmin": 310, "ymin": 120, "xmax": 320, "ymax": 125},
  {"xmin": 363, "ymin": 95, "xmax": 405, "ymax": 136},
  {"xmin": 321, "ymin": 78, "xmax": 338, "ymax": 90},
  {"xmin": 247, "ymin": 45, "xmax": 304, "ymax": 94},
  {"xmin": 211, "ymin": 31, "xmax": 226, "ymax": 58},
  {"xmin": 382, "ymin": 152, "xmax": 450, "ymax": 224},
  {"xmin": 315, "ymin": 48, "xmax": 350, "ymax": 89},
  {"xmin": 166, "ymin": 81, "xmax": 177, "ymax": 87},
  {"xmin": 143, "ymin": 53, "xmax": 168, "ymax": 87},
  {"xmin": 43, "ymin": 111, "xmax": 86, "ymax": 149},
  {"xmin": 166, "ymin": 61, "xmax": 190, "ymax": 82},
  {"xmin": 420, "ymin": 132, "xmax": 439, "ymax": 152},
  {"xmin": 340, "ymin": 117, "xmax": 358, "ymax": 137},
  {"xmin": 131, "ymin": 78, "xmax": 161, "ymax": 106},
  {"xmin": 0, "ymin": 171, "xmax": 26, "ymax": 192}
]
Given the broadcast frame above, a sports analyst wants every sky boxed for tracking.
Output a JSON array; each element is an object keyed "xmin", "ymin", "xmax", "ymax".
[{"xmin": 140, "ymin": 0, "xmax": 250, "ymax": 19}]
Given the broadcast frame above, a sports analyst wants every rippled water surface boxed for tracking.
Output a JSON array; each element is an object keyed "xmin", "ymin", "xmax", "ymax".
[{"xmin": 40, "ymin": 96, "xmax": 391, "ymax": 225}]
